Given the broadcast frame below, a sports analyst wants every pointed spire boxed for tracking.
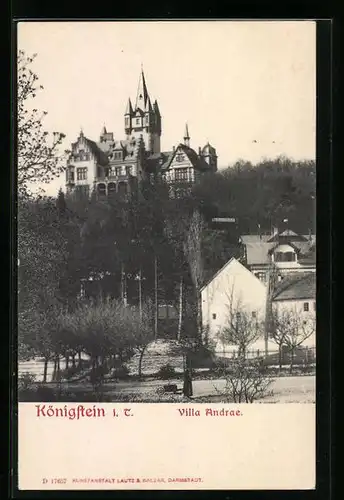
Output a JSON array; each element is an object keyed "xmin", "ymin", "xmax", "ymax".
[
  {"xmin": 184, "ymin": 123, "xmax": 190, "ymax": 147},
  {"xmin": 145, "ymin": 95, "xmax": 153, "ymax": 113},
  {"xmin": 135, "ymin": 68, "xmax": 149, "ymax": 110},
  {"xmin": 125, "ymin": 98, "xmax": 133, "ymax": 115},
  {"xmin": 101, "ymin": 124, "xmax": 107, "ymax": 135},
  {"xmin": 153, "ymin": 99, "xmax": 161, "ymax": 116}
]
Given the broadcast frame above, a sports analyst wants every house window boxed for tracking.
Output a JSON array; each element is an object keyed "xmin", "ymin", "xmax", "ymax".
[
  {"xmin": 236, "ymin": 312, "xmax": 241, "ymax": 321},
  {"xmin": 115, "ymin": 167, "xmax": 122, "ymax": 176},
  {"xmin": 76, "ymin": 167, "xmax": 87, "ymax": 180},
  {"xmin": 69, "ymin": 171, "xmax": 74, "ymax": 182},
  {"xmin": 114, "ymin": 152, "xmax": 122, "ymax": 160},
  {"xmin": 145, "ymin": 116, "xmax": 149, "ymax": 124},
  {"xmin": 136, "ymin": 118, "xmax": 140, "ymax": 125},
  {"xmin": 212, "ymin": 313, "xmax": 216, "ymax": 320},
  {"xmin": 303, "ymin": 302, "xmax": 309, "ymax": 312},
  {"xmin": 125, "ymin": 117, "xmax": 129, "ymax": 127},
  {"xmin": 126, "ymin": 166, "xmax": 132, "ymax": 176},
  {"xmin": 175, "ymin": 168, "xmax": 188, "ymax": 181},
  {"xmin": 256, "ymin": 272, "xmax": 266, "ymax": 281},
  {"xmin": 252, "ymin": 311, "xmax": 257, "ymax": 318},
  {"xmin": 175, "ymin": 154, "xmax": 184, "ymax": 162},
  {"xmin": 79, "ymin": 149, "xmax": 85, "ymax": 161}
]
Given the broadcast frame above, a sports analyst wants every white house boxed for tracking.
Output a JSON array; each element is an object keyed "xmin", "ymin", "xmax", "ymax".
[
  {"xmin": 271, "ymin": 273, "xmax": 316, "ymax": 349},
  {"xmin": 200, "ymin": 257, "xmax": 270, "ymax": 356}
]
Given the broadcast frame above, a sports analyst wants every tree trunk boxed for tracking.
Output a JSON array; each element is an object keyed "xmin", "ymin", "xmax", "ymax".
[
  {"xmin": 72, "ymin": 354, "xmax": 76, "ymax": 368},
  {"xmin": 278, "ymin": 345, "xmax": 282, "ymax": 371},
  {"xmin": 138, "ymin": 268, "xmax": 142, "ymax": 321},
  {"xmin": 196, "ymin": 290, "xmax": 203, "ymax": 345},
  {"xmin": 177, "ymin": 276, "xmax": 183, "ymax": 341},
  {"xmin": 290, "ymin": 348, "xmax": 295, "ymax": 373},
  {"xmin": 52, "ymin": 357, "xmax": 57, "ymax": 381},
  {"xmin": 138, "ymin": 345, "xmax": 148, "ymax": 379},
  {"xmin": 183, "ymin": 354, "xmax": 193, "ymax": 398},
  {"xmin": 65, "ymin": 354, "xmax": 69, "ymax": 370},
  {"xmin": 43, "ymin": 359, "xmax": 48, "ymax": 383},
  {"xmin": 78, "ymin": 351, "xmax": 82, "ymax": 366},
  {"xmin": 154, "ymin": 256, "xmax": 158, "ymax": 339}
]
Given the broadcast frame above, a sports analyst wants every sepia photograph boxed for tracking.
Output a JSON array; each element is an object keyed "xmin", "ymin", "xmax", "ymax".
[{"xmin": 17, "ymin": 20, "xmax": 316, "ymax": 408}]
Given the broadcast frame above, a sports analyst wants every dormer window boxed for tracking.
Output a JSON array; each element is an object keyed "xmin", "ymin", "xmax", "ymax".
[{"xmin": 274, "ymin": 251, "xmax": 296, "ymax": 262}]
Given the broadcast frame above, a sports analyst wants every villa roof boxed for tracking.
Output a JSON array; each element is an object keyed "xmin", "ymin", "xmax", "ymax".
[{"xmin": 272, "ymin": 273, "xmax": 316, "ymax": 301}]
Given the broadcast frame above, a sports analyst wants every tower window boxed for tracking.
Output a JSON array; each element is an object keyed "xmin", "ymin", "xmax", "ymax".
[{"xmin": 212, "ymin": 313, "xmax": 216, "ymax": 320}]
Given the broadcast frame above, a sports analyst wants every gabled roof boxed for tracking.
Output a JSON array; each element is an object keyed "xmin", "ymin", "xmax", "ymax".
[
  {"xmin": 200, "ymin": 257, "xmax": 267, "ymax": 293},
  {"xmin": 161, "ymin": 144, "xmax": 210, "ymax": 173},
  {"xmin": 72, "ymin": 136, "xmax": 108, "ymax": 166},
  {"xmin": 272, "ymin": 273, "xmax": 316, "ymax": 301}
]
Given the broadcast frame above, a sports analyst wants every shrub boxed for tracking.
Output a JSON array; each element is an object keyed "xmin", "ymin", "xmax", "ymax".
[
  {"xmin": 112, "ymin": 365, "xmax": 130, "ymax": 379},
  {"xmin": 156, "ymin": 363, "xmax": 176, "ymax": 380},
  {"xmin": 18, "ymin": 372, "xmax": 36, "ymax": 391},
  {"xmin": 217, "ymin": 358, "xmax": 274, "ymax": 403}
]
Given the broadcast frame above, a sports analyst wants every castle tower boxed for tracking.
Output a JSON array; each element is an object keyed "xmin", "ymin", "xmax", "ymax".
[{"xmin": 124, "ymin": 68, "xmax": 161, "ymax": 154}]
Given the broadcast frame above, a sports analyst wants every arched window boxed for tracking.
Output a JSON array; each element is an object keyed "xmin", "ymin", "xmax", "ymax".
[{"xmin": 97, "ymin": 183, "xmax": 106, "ymax": 196}]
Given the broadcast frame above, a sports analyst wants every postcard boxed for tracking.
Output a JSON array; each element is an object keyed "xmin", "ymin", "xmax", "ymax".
[{"xmin": 16, "ymin": 20, "xmax": 316, "ymax": 491}]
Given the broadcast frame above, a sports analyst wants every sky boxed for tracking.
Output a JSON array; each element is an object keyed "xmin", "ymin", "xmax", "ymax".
[{"xmin": 17, "ymin": 21, "xmax": 316, "ymax": 196}]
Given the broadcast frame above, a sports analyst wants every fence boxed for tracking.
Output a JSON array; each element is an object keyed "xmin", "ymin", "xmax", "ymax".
[{"xmin": 215, "ymin": 346, "xmax": 316, "ymax": 366}]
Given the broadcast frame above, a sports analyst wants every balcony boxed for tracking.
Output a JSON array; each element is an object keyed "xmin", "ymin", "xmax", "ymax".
[{"xmin": 96, "ymin": 174, "xmax": 132, "ymax": 182}]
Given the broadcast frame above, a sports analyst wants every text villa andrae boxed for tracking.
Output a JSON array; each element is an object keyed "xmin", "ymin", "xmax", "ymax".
[{"xmin": 35, "ymin": 405, "xmax": 243, "ymax": 419}]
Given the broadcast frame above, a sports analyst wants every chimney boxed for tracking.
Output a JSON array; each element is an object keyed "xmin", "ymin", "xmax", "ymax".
[{"xmin": 198, "ymin": 147, "xmax": 202, "ymax": 155}]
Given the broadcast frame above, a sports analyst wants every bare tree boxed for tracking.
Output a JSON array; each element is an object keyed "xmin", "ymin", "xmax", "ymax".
[
  {"xmin": 273, "ymin": 307, "xmax": 315, "ymax": 373},
  {"xmin": 17, "ymin": 50, "xmax": 66, "ymax": 196},
  {"xmin": 270, "ymin": 309, "xmax": 290, "ymax": 370},
  {"xmin": 217, "ymin": 358, "xmax": 273, "ymax": 403},
  {"xmin": 183, "ymin": 209, "xmax": 205, "ymax": 343},
  {"xmin": 218, "ymin": 286, "xmax": 264, "ymax": 359}
]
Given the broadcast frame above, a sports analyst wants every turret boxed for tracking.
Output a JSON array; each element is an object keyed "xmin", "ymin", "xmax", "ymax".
[
  {"xmin": 184, "ymin": 123, "xmax": 190, "ymax": 147},
  {"xmin": 124, "ymin": 98, "xmax": 133, "ymax": 133},
  {"xmin": 201, "ymin": 141, "xmax": 218, "ymax": 171}
]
